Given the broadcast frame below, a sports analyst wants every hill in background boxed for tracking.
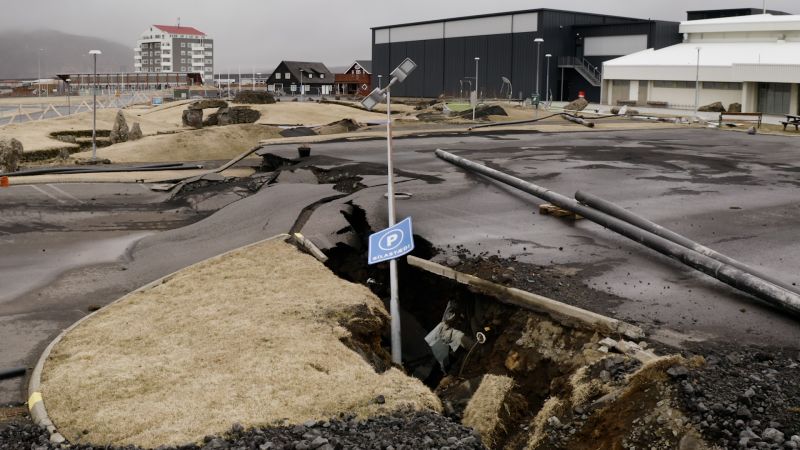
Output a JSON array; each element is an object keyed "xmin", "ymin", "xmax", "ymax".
[{"xmin": 0, "ymin": 29, "xmax": 133, "ymax": 79}]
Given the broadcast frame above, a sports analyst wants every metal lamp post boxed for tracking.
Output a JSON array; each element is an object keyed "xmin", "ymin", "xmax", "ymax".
[
  {"xmin": 89, "ymin": 50, "xmax": 102, "ymax": 161},
  {"xmin": 65, "ymin": 78, "xmax": 71, "ymax": 115},
  {"xmin": 534, "ymin": 38, "xmax": 544, "ymax": 101},
  {"xmin": 300, "ymin": 69, "xmax": 304, "ymax": 101},
  {"xmin": 378, "ymin": 74, "xmax": 383, "ymax": 89},
  {"xmin": 694, "ymin": 47, "xmax": 701, "ymax": 118},
  {"xmin": 360, "ymin": 57, "xmax": 417, "ymax": 365},
  {"xmin": 473, "ymin": 57, "xmax": 480, "ymax": 121},
  {"xmin": 545, "ymin": 54, "xmax": 552, "ymax": 103}
]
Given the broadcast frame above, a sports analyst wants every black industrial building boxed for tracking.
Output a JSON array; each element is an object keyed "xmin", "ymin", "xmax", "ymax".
[{"xmin": 371, "ymin": 8, "xmax": 680, "ymax": 102}]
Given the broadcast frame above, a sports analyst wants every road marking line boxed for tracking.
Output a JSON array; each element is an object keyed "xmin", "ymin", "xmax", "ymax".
[
  {"xmin": 30, "ymin": 185, "xmax": 66, "ymax": 204},
  {"xmin": 46, "ymin": 184, "xmax": 84, "ymax": 204}
]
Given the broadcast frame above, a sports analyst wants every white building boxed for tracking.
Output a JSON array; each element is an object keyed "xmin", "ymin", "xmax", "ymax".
[
  {"xmin": 134, "ymin": 25, "xmax": 214, "ymax": 81},
  {"xmin": 602, "ymin": 14, "xmax": 800, "ymax": 115}
]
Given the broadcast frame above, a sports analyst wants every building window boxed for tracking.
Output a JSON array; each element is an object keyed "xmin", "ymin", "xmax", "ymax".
[
  {"xmin": 181, "ymin": 67, "xmax": 186, "ymax": 72},
  {"xmin": 275, "ymin": 73, "xmax": 281, "ymax": 80},
  {"xmin": 181, "ymin": 42, "xmax": 186, "ymax": 47},
  {"xmin": 163, "ymin": 58, "xmax": 171, "ymax": 62},
  {"xmin": 205, "ymin": 59, "xmax": 212, "ymax": 64},
  {"xmin": 653, "ymin": 80, "xmax": 695, "ymax": 89},
  {"xmin": 319, "ymin": 74, "xmax": 324, "ymax": 79},
  {"xmin": 702, "ymin": 82, "xmax": 742, "ymax": 90},
  {"xmin": 285, "ymin": 72, "xmax": 290, "ymax": 79}
]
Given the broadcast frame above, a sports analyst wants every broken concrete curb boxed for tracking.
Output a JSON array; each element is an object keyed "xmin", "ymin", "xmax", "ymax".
[{"xmin": 27, "ymin": 233, "xmax": 291, "ymax": 446}]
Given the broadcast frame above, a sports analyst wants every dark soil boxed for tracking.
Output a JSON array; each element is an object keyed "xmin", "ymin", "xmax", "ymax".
[
  {"xmin": 677, "ymin": 345, "xmax": 800, "ymax": 449},
  {"xmin": 446, "ymin": 249, "xmax": 625, "ymax": 314},
  {"xmin": 0, "ymin": 409, "xmax": 485, "ymax": 450}
]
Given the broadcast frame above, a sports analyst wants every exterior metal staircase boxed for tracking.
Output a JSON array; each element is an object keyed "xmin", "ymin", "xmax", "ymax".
[{"xmin": 558, "ymin": 57, "xmax": 602, "ymax": 87}]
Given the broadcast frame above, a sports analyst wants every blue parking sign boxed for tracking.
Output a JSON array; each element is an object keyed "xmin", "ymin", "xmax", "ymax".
[{"xmin": 368, "ymin": 217, "xmax": 415, "ymax": 265}]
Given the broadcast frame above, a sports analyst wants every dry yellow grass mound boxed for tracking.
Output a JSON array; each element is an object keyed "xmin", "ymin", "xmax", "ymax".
[
  {"xmin": 71, "ymin": 123, "xmax": 281, "ymax": 163},
  {"xmin": 41, "ymin": 239, "xmax": 440, "ymax": 448},
  {"xmin": 462, "ymin": 375, "xmax": 524, "ymax": 448}
]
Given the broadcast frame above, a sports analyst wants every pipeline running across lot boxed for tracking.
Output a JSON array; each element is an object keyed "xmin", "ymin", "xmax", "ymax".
[
  {"xmin": 575, "ymin": 190, "xmax": 800, "ymax": 297},
  {"xmin": 435, "ymin": 148, "xmax": 800, "ymax": 319}
]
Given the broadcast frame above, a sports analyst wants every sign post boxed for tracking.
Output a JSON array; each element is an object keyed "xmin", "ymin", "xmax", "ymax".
[{"xmin": 360, "ymin": 57, "xmax": 418, "ymax": 365}]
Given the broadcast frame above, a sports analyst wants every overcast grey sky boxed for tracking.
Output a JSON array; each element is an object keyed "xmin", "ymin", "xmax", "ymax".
[{"xmin": 4, "ymin": 0, "xmax": 800, "ymax": 71}]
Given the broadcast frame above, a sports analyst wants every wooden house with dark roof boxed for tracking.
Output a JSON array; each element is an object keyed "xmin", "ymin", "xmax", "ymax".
[
  {"xmin": 334, "ymin": 60, "xmax": 372, "ymax": 97},
  {"xmin": 265, "ymin": 61, "xmax": 333, "ymax": 96}
]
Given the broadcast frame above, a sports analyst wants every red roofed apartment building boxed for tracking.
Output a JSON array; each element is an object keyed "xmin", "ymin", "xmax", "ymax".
[{"xmin": 134, "ymin": 24, "xmax": 214, "ymax": 81}]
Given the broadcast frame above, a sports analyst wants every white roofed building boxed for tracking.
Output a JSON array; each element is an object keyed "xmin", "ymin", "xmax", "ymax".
[{"xmin": 601, "ymin": 12, "xmax": 800, "ymax": 115}]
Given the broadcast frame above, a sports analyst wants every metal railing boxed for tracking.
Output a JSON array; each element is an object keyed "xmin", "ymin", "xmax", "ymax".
[{"xmin": 558, "ymin": 56, "xmax": 602, "ymax": 85}]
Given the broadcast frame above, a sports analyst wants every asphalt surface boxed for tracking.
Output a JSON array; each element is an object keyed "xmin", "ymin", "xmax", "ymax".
[
  {"xmin": 272, "ymin": 128, "xmax": 800, "ymax": 350},
  {"xmin": 0, "ymin": 180, "xmax": 338, "ymax": 404},
  {"xmin": 1, "ymin": 126, "xmax": 799, "ymax": 406}
]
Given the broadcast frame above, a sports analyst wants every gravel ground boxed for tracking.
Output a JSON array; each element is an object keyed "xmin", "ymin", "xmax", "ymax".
[
  {"xmin": 0, "ymin": 409, "xmax": 485, "ymax": 450},
  {"xmin": 676, "ymin": 346, "xmax": 800, "ymax": 449}
]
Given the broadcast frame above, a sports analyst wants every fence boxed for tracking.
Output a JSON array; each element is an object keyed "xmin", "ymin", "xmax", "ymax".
[{"xmin": 0, "ymin": 90, "xmax": 167, "ymax": 128}]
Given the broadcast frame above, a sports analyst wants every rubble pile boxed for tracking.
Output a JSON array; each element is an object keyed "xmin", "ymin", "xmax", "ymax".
[
  {"xmin": 0, "ymin": 409, "xmax": 485, "ymax": 450},
  {"xmin": 0, "ymin": 137, "xmax": 23, "ymax": 172}
]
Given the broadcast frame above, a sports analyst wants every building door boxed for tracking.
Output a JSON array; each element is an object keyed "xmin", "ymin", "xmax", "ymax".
[
  {"xmin": 610, "ymin": 80, "xmax": 630, "ymax": 105},
  {"xmin": 637, "ymin": 81, "xmax": 648, "ymax": 106},
  {"xmin": 757, "ymin": 82, "xmax": 791, "ymax": 115}
]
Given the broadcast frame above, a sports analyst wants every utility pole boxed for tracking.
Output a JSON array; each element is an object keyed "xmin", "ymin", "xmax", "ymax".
[{"xmin": 694, "ymin": 47, "xmax": 701, "ymax": 119}]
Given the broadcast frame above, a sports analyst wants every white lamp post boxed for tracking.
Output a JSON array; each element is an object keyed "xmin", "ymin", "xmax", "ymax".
[
  {"xmin": 545, "ymin": 54, "xmax": 552, "ymax": 102},
  {"xmin": 65, "ymin": 78, "xmax": 71, "ymax": 116},
  {"xmin": 378, "ymin": 74, "xmax": 383, "ymax": 89},
  {"xmin": 89, "ymin": 50, "xmax": 102, "ymax": 161},
  {"xmin": 534, "ymin": 38, "xmax": 544, "ymax": 104},
  {"xmin": 473, "ymin": 57, "xmax": 480, "ymax": 121},
  {"xmin": 360, "ymin": 57, "xmax": 417, "ymax": 365},
  {"xmin": 300, "ymin": 69, "xmax": 304, "ymax": 101},
  {"xmin": 694, "ymin": 47, "xmax": 701, "ymax": 118}
]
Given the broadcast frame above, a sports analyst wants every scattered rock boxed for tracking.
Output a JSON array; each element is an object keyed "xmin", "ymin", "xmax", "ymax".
[
  {"xmin": 128, "ymin": 123, "xmax": 143, "ymax": 141},
  {"xmin": 189, "ymin": 99, "xmax": 228, "ymax": 110},
  {"xmin": 109, "ymin": 110, "xmax": 129, "ymax": 144},
  {"xmin": 233, "ymin": 90, "xmax": 276, "ymax": 104},
  {"xmin": 445, "ymin": 255, "xmax": 461, "ymax": 268},
  {"xmin": 728, "ymin": 102, "xmax": 742, "ymax": 113},
  {"xmin": 182, "ymin": 108, "xmax": 203, "ymax": 129},
  {"xmin": 455, "ymin": 104, "xmax": 508, "ymax": 119},
  {"xmin": 747, "ymin": 126, "xmax": 757, "ymax": 135},
  {"xmin": 216, "ymin": 106, "xmax": 261, "ymax": 125},
  {"xmin": 564, "ymin": 97, "xmax": 589, "ymax": 111},
  {"xmin": 203, "ymin": 113, "xmax": 219, "ymax": 127},
  {"xmin": 698, "ymin": 102, "xmax": 726, "ymax": 113},
  {"xmin": 0, "ymin": 137, "xmax": 23, "ymax": 172}
]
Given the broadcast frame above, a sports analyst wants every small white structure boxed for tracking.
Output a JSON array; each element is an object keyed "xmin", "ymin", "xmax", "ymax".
[{"xmin": 602, "ymin": 14, "xmax": 800, "ymax": 115}]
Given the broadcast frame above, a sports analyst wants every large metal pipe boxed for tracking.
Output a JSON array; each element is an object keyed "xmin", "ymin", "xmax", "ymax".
[
  {"xmin": 435, "ymin": 149, "xmax": 800, "ymax": 317},
  {"xmin": 0, "ymin": 367, "xmax": 26, "ymax": 380},
  {"xmin": 575, "ymin": 190, "xmax": 800, "ymax": 296}
]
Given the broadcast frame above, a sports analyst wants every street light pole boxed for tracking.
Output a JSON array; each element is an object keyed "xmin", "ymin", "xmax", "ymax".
[
  {"xmin": 360, "ymin": 58, "xmax": 417, "ymax": 365},
  {"xmin": 534, "ymin": 38, "xmax": 544, "ymax": 103},
  {"xmin": 694, "ymin": 47, "xmax": 701, "ymax": 118},
  {"xmin": 66, "ymin": 78, "xmax": 71, "ymax": 115},
  {"xmin": 545, "ymin": 54, "xmax": 552, "ymax": 103},
  {"xmin": 300, "ymin": 69, "xmax": 304, "ymax": 101},
  {"xmin": 378, "ymin": 74, "xmax": 383, "ymax": 89},
  {"xmin": 89, "ymin": 50, "xmax": 102, "ymax": 161},
  {"xmin": 473, "ymin": 57, "xmax": 480, "ymax": 121}
]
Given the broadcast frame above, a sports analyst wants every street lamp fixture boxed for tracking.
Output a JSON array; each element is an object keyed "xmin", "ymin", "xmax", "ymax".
[
  {"xmin": 377, "ymin": 74, "xmax": 383, "ymax": 89},
  {"xmin": 360, "ymin": 57, "xmax": 417, "ymax": 365},
  {"xmin": 89, "ymin": 50, "xmax": 102, "ymax": 161}
]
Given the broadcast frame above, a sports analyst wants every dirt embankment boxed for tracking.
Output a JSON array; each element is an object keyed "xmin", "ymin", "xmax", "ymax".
[{"xmin": 41, "ymin": 239, "xmax": 439, "ymax": 448}]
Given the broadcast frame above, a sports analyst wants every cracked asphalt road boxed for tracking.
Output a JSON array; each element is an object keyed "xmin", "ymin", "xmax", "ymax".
[{"xmin": 2, "ymin": 127, "xmax": 799, "ymax": 405}]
